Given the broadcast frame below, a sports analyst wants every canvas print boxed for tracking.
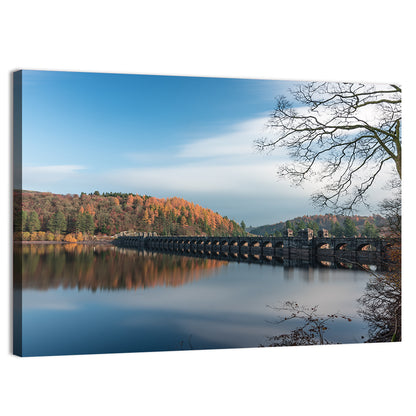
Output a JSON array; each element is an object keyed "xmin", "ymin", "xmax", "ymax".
[{"xmin": 13, "ymin": 70, "xmax": 401, "ymax": 356}]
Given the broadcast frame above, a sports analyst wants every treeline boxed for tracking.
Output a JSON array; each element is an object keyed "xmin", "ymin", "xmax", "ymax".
[
  {"xmin": 13, "ymin": 190, "xmax": 247, "ymax": 240},
  {"xmin": 248, "ymin": 214, "xmax": 385, "ymax": 238}
]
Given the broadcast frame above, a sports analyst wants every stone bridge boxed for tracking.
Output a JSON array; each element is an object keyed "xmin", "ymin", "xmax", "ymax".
[{"xmin": 114, "ymin": 234, "xmax": 391, "ymax": 268}]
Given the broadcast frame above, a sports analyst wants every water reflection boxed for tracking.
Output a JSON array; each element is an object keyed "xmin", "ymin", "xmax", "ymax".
[
  {"xmin": 17, "ymin": 243, "xmax": 372, "ymax": 356},
  {"xmin": 151, "ymin": 245, "xmax": 379, "ymax": 270},
  {"xmin": 17, "ymin": 243, "xmax": 227, "ymax": 291}
]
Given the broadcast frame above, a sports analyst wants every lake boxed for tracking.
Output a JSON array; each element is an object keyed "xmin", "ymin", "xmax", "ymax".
[{"xmin": 16, "ymin": 243, "xmax": 371, "ymax": 356}]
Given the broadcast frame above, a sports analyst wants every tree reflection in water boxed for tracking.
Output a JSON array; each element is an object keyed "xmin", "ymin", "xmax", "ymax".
[{"xmin": 17, "ymin": 243, "xmax": 228, "ymax": 291}]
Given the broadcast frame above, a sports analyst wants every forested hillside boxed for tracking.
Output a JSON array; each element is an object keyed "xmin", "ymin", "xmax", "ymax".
[
  {"xmin": 248, "ymin": 214, "xmax": 386, "ymax": 238},
  {"xmin": 14, "ymin": 190, "xmax": 246, "ymax": 240}
]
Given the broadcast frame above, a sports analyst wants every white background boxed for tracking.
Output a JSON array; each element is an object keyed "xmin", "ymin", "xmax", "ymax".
[{"xmin": 1, "ymin": 1, "xmax": 414, "ymax": 415}]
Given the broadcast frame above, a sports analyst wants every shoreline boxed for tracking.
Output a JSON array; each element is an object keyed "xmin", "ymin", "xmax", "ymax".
[{"xmin": 15, "ymin": 239, "xmax": 114, "ymax": 246}]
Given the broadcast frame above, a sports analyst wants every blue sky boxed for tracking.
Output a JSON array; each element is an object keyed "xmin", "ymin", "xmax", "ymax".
[{"xmin": 21, "ymin": 70, "xmax": 387, "ymax": 226}]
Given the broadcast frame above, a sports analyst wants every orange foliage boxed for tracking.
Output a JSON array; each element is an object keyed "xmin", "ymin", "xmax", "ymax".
[
  {"xmin": 85, "ymin": 203, "xmax": 95, "ymax": 216},
  {"xmin": 19, "ymin": 190, "xmax": 245, "ymax": 237},
  {"xmin": 126, "ymin": 194, "xmax": 134, "ymax": 206},
  {"xmin": 20, "ymin": 244, "xmax": 227, "ymax": 291},
  {"xmin": 142, "ymin": 209, "xmax": 151, "ymax": 224},
  {"xmin": 64, "ymin": 234, "xmax": 77, "ymax": 242}
]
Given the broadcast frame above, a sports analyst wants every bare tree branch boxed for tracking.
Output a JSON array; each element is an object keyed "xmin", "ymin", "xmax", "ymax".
[{"xmin": 256, "ymin": 82, "xmax": 401, "ymax": 213}]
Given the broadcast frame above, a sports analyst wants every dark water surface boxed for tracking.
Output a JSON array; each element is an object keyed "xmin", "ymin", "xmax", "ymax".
[{"xmin": 18, "ymin": 243, "xmax": 371, "ymax": 356}]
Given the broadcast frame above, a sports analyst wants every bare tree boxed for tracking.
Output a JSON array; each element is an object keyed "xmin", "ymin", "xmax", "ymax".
[
  {"xmin": 261, "ymin": 301, "xmax": 351, "ymax": 347},
  {"xmin": 379, "ymin": 180, "xmax": 401, "ymax": 240},
  {"xmin": 256, "ymin": 82, "xmax": 401, "ymax": 213},
  {"xmin": 358, "ymin": 268, "xmax": 401, "ymax": 342},
  {"xmin": 357, "ymin": 189, "xmax": 401, "ymax": 342}
]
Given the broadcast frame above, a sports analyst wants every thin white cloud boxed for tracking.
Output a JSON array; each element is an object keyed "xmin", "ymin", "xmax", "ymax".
[
  {"xmin": 177, "ymin": 116, "xmax": 275, "ymax": 159},
  {"xmin": 23, "ymin": 165, "xmax": 87, "ymax": 187},
  {"xmin": 122, "ymin": 151, "xmax": 175, "ymax": 164},
  {"xmin": 101, "ymin": 116, "xmax": 297, "ymax": 197},
  {"xmin": 24, "ymin": 165, "xmax": 86, "ymax": 174},
  {"xmin": 101, "ymin": 160, "xmax": 298, "ymax": 196}
]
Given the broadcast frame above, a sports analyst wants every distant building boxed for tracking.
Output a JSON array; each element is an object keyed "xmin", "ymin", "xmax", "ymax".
[
  {"xmin": 285, "ymin": 228, "xmax": 294, "ymax": 237},
  {"xmin": 318, "ymin": 229, "xmax": 329, "ymax": 238},
  {"xmin": 299, "ymin": 228, "xmax": 314, "ymax": 240}
]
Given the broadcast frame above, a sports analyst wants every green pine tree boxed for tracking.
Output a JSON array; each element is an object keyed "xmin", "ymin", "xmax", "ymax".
[
  {"xmin": 76, "ymin": 212, "xmax": 95, "ymax": 234},
  {"xmin": 75, "ymin": 214, "xmax": 84, "ymax": 233},
  {"xmin": 343, "ymin": 217, "xmax": 358, "ymax": 237},
  {"xmin": 47, "ymin": 211, "xmax": 67, "ymax": 234},
  {"xmin": 363, "ymin": 221, "xmax": 379, "ymax": 238},
  {"xmin": 84, "ymin": 213, "xmax": 95, "ymax": 234},
  {"xmin": 330, "ymin": 221, "xmax": 344, "ymax": 237},
  {"xmin": 14, "ymin": 210, "xmax": 27, "ymax": 232},
  {"xmin": 307, "ymin": 220, "xmax": 319, "ymax": 236},
  {"xmin": 27, "ymin": 211, "xmax": 41, "ymax": 233},
  {"xmin": 285, "ymin": 220, "xmax": 293, "ymax": 230},
  {"xmin": 294, "ymin": 220, "xmax": 307, "ymax": 236}
]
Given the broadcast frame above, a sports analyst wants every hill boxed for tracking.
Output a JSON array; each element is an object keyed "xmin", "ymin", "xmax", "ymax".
[
  {"xmin": 248, "ymin": 213, "xmax": 386, "ymax": 238},
  {"xmin": 14, "ymin": 190, "xmax": 246, "ymax": 238}
]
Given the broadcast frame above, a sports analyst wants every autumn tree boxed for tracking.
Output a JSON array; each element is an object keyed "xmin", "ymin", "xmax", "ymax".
[
  {"xmin": 256, "ymin": 82, "xmax": 401, "ymax": 213},
  {"xmin": 19, "ymin": 190, "xmax": 245, "ymax": 237},
  {"xmin": 126, "ymin": 194, "xmax": 134, "ymax": 207}
]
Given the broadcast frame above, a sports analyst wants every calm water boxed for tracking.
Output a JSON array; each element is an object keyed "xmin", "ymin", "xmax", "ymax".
[{"xmin": 17, "ymin": 243, "xmax": 371, "ymax": 356}]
